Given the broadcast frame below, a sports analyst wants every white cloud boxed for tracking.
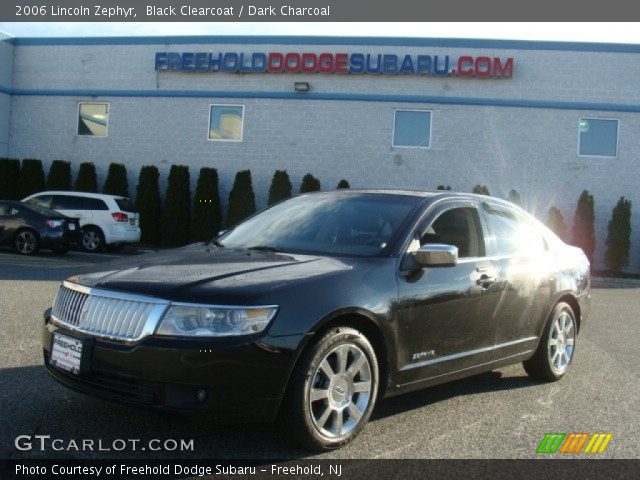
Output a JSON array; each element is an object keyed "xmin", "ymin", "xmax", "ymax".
[{"xmin": 0, "ymin": 22, "xmax": 638, "ymax": 44}]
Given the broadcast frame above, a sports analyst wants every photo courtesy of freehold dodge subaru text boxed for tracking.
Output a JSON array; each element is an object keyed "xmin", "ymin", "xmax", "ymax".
[{"xmin": 0, "ymin": 3, "xmax": 638, "ymax": 480}]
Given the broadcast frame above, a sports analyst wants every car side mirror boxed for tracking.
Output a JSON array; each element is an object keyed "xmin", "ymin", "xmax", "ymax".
[{"xmin": 413, "ymin": 244, "xmax": 458, "ymax": 267}]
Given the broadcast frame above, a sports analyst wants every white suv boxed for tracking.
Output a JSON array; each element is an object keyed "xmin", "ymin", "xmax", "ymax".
[{"xmin": 23, "ymin": 191, "xmax": 141, "ymax": 252}]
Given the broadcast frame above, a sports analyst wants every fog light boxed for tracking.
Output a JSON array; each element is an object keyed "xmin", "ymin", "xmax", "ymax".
[{"xmin": 196, "ymin": 388, "xmax": 207, "ymax": 402}]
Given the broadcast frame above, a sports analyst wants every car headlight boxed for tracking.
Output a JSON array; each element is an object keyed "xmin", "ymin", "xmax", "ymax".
[{"xmin": 155, "ymin": 304, "xmax": 278, "ymax": 337}]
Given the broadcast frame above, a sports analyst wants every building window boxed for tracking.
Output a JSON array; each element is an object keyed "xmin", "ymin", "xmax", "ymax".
[
  {"xmin": 393, "ymin": 109, "xmax": 431, "ymax": 148},
  {"xmin": 77, "ymin": 103, "xmax": 109, "ymax": 137},
  {"xmin": 209, "ymin": 105, "xmax": 244, "ymax": 141},
  {"xmin": 578, "ymin": 118, "xmax": 618, "ymax": 157}
]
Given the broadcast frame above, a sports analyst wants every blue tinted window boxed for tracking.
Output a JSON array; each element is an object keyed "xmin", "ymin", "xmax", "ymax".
[
  {"xmin": 578, "ymin": 118, "xmax": 618, "ymax": 157},
  {"xmin": 393, "ymin": 110, "xmax": 431, "ymax": 148},
  {"xmin": 209, "ymin": 105, "xmax": 244, "ymax": 141}
]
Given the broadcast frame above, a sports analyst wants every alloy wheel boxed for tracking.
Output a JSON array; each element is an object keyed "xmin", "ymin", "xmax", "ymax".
[
  {"xmin": 83, "ymin": 230, "xmax": 101, "ymax": 251},
  {"xmin": 16, "ymin": 231, "xmax": 37, "ymax": 254},
  {"xmin": 548, "ymin": 310, "xmax": 575, "ymax": 374},
  {"xmin": 308, "ymin": 344, "xmax": 372, "ymax": 438}
]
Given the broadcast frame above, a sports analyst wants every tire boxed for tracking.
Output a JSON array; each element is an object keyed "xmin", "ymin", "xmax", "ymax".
[
  {"xmin": 81, "ymin": 226, "xmax": 105, "ymax": 253},
  {"xmin": 281, "ymin": 326, "xmax": 379, "ymax": 452},
  {"xmin": 14, "ymin": 229, "xmax": 40, "ymax": 255},
  {"xmin": 523, "ymin": 302, "xmax": 577, "ymax": 382},
  {"xmin": 105, "ymin": 243, "xmax": 126, "ymax": 253},
  {"xmin": 51, "ymin": 245, "xmax": 70, "ymax": 255}
]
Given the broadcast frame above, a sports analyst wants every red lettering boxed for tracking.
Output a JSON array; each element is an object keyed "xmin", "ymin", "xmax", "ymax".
[
  {"xmin": 457, "ymin": 55, "xmax": 474, "ymax": 77},
  {"xmin": 267, "ymin": 53, "xmax": 284, "ymax": 73},
  {"xmin": 474, "ymin": 56, "xmax": 491, "ymax": 78},
  {"xmin": 335, "ymin": 53, "xmax": 348, "ymax": 74},
  {"xmin": 319, "ymin": 53, "xmax": 334, "ymax": 73},
  {"xmin": 284, "ymin": 53, "xmax": 301, "ymax": 73},
  {"xmin": 493, "ymin": 57, "xmax": 514, "ymax": 78},
  {"xmin": 301, "ymin": 53, "xmax": 318, "ymax": 73}
]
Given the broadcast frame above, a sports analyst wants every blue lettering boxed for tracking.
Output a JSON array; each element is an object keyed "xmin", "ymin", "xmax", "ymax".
[
  {"xmin": 252, "ymin": 53, "xmax": 267, "ymax": 72},
  {"xmin": 167, "ymin": 52, "xmax": 181, "ymax": 71},
  {"xmin": 155, "ymin": 52, "xmax": 168, "ymax": 70},
  {"xmin": 416, "ymin": 55, "xmax": 432, "ymax": 75},
  {"xmin": 349, "ymin": 53, "xmax": 365, "ymax": 74},
  {"xmin": 222, "ymin": 53, "xmax": 239, "ymax": 73},
  {"xmin": 181, "ymin": 52, "xmax": 195, "ymax": 71},
  {"xmin": 194, "ymin": 52, "xmax": 209, "ymax": 71},
  {"xmin": 208, "ymin": 52, "xmax": 222, "ymax": 71},
  {"xmin": 365, "ymin": 54, "xmax": 381, "ymax": 74},
  {"xmin": 433, "ymin": 55, "xmax": 450, "ymax": 76},
  {"xmin": 399, "ymin": 55, "xmax": 414, "ymax": 74},
  {"xmin": 382, "ymin": 54, "xmax": 399, "ymax": 74}
]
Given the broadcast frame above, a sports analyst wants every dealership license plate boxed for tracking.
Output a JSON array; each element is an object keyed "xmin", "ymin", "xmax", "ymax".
[
  {"xmin": 68, "ymin": 223, "xmax": 76, "ymax": 230},
  {"xmin": 50, "ymin": 333, "xmax": 83, "ymax": 375}
]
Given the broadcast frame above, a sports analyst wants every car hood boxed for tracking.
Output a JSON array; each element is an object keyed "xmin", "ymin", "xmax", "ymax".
[{"xmin": 68, "ymin": 243, "xmax": 354, "ymax": 303}]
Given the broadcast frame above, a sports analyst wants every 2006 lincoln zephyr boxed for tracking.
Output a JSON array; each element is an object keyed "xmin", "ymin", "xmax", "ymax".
[{"xmin": 43, "ymin": 190, "xmax": 590, "ymax": 450}]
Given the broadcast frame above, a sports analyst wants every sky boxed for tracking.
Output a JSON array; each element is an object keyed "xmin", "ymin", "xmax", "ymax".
[{"xmin": 0, "ymin": 22, "xmax": 639, "ymax": 43}]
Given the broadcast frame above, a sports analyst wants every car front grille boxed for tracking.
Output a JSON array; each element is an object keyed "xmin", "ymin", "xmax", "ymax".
[{"xmin": 51, "ymin": 281, "xmax": 169, "ymax": 342}]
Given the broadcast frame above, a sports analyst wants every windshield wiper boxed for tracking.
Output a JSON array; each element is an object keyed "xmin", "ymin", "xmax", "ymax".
[{"xmin": 246, "ymin": 245, "xmax": 283, "ymax": 252}]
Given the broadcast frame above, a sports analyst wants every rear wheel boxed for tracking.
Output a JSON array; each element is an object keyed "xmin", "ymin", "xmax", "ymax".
[
  {"xmin": 523, "ymin": 302, "xmax": 577, "ymax": 382},
  {"xmin": 281, "ymin": 327, "xmax": 379, "ymax": 451},
  {"xmin": 81, "ymin": 226, "xmax": 105, "ymax": 253},
  {"xmin": 14, "ymin": 229, "xmax": 40, "ymax": 255}
]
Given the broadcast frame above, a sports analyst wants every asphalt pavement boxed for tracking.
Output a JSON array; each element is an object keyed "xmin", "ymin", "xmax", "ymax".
[{"xmin": 0, "ymin": 249, "xmax": 638, "ymax": 460}]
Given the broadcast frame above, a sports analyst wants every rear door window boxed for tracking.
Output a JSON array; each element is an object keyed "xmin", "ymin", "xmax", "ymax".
[
  {"xmin": 482, "ymin": 203, "xmax": 546, "ymax": 256},
  {"xmin": 115, "ymin": 198, "xmax": 137, "ymax": 212},
  {"xmin": 53, "ymin": 195, "xmax": 108, "ymax": 210}
]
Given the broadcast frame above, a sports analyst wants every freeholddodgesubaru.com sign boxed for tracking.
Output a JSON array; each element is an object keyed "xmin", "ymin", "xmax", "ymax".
[{"xmin": 155, "ymin": 52, "xmax": 514, "ymax": 78}]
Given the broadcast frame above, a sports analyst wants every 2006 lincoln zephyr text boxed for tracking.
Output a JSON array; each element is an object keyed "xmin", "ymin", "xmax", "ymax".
[{"xmin": 43, "ymin": 190, "xmax": 590, "ymax": 450}]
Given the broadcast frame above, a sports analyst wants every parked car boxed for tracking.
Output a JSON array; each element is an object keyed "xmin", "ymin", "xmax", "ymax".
[
  {"xmin": 0, "ymin": 200, "xmax": 81, "ymax": 255},
  {"xmin": 23, "ymin": 191, "xmax": 140, "ymax": 253},
  {"xmin": 42, "ymin": 190, "xmax": 590, "ymax": 451}
]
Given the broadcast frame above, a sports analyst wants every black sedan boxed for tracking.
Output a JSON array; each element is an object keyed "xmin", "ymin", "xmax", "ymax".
[
  {"xmin": 42, "ymin": 190, "xmax": 590, "ymax": 450},
  {"xmin": 0, "ymin": 200, "xmax": 81, "ymax": 255}
]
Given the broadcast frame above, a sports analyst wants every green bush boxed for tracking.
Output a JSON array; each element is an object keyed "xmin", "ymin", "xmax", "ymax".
[
  {"xmin": 135, "ymin": 166, "xmax": 162, "ymax": 246},
  {"xmin": 162, "ymin": 165, "xmax": 191, "ymax": 247},
  {"xmin": 46, "ymin": 160, "xmax": 72, "ymax": 191},
  {"xmin": 17, "ymin": 159, "xmax": 45, "ymax": 199},
  {"xmin": 436, "ymin": 185, "xmax": 451, "ymax": 190},
  {"xmin": 103, "ymin": 163, "xmax": 129, "ymax": 197},
  {"xmin": 0, "ymin": 158, "xmax": 20, "ymax": 200},
  {"xmin": 337, "ymin": 179, "xmax": 350, "ymax": 189},
  {"xmin": 226, "ymin": 170, "xmax": 256, "ymax": 228},
  {"xmin": 191, "ymin": 167, "xmax": 222, "ymax": 242},
  {"xmin": 508, "ymin": 189, "xmax": 522, "ymax": 206},
  {"xmin": 472, "ymin": 184, "xmax": 490, "ymax": 196},
  {"xmin": 604, "ymin": 196, "xmax": 632, "ymax": 273},
  {"xmin": 74, "ymin": 162, "xmax": 98, "ymax": 193},
  {"xmin": 572, "ymin": 190, "xmax": 596, "ymax": 264},
  {"xmin": 546, "ymin": 207, "xmax": 567, "ymax": 241},
  {"xmin": 300, "ymin": 173, "xmax": 321, "ymax": 193},
  {"xmin": 267, "ymin": 170, "xmax": 292, "ymax": 205}
]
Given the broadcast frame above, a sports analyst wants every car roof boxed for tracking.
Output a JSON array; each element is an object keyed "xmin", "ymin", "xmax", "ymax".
[
  {"xmin": 303, "ymin": 188, "xmax": 514, "ymax": 203},
  {"xmin": 23, "ymin": 191, "xmax": 126, "ymax": 200}
]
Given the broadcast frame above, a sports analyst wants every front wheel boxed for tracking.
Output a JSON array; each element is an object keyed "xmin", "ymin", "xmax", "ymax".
[
  {"xmin": 523, "ymin": 302, "xmax": 577, "ymax": 382},
  {"xmin": 281, "ymin": 327, "xmax": 379, "ymax": 451}
]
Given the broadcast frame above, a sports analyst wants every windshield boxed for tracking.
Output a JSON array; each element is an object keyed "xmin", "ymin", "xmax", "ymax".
[{"xmin": 219, "ymin": 193, "xmax": 421, "ymax": 256}]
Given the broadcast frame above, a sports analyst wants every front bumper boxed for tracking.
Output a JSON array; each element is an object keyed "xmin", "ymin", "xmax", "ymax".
[{"xmin": 42, "ymin": 311, "xmax": 305, "ymax": 421}]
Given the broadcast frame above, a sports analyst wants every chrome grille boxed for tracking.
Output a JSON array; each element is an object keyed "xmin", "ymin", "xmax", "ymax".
[{"xmin": 51, "ymin": 281, "xmax": 169, "ymax": 342}]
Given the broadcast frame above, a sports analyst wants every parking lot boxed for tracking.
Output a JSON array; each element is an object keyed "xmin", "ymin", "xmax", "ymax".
[{"xmin": 0, "ymin": 249, "xmax": 638, "ymax": 460}]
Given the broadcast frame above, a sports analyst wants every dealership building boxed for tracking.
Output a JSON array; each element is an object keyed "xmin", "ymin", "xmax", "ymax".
[{"xmin": 0, "ymin": 34, "xmax": 639, "ymax": 270}]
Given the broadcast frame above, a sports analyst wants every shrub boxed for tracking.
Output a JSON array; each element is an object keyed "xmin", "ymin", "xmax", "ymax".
[
  {"xmin": 135, "ymin": 166, "xmax": 162, "ymax": 246},
  {"xmin": 572, "ymin": 190, "xmax": 596, "ymax": 264},
  {"xmin": 546, "ymin": 207, "xmax": 567, "ymax": 241},
  {"xmin": 46, "ymin": 160, "xmax": 72, "ymax": 191},
  {"xmin": 508, "ymin": 189, "xmax": 522, "ymax": 206},
  {"xmin": 300, "ymin": 173, "xmax": 321, "ymax": 193},
  {"xmin": 337, "ymin": 179, "xmax": 350, "ymax": 189},
  {"xmin": 0, "ymin": 158, "xmax": 20, "ymax": 200},
  {"xmin": 74, "ymin": 162, "xmax": 98, "ymax": 193},
  {"xmin": 226, "ymin": 170, "xmax": 256, "ymax": 228},
  {"xmin": 162, "ymin": 165, "xmax": 191, "ymax": 247},
  {"xmin": 472, "ymin": 184, "xmax": 490, "ymax": 196},
  {"xmin": 103, "ymin": 163, "xmax": 129, "ymax": 197},
  {"xmin": 17, "ymin": 159, "xmax": 45, "ymax": 199},
  {"xmin": 267, "ymin": 170, "xmax": 292, "ymax": 205},
  {"xmin": 191, "ymin": 167, "xmax": 222, "ymax": 242},
  {"xmin": 604, "ymin": 196, "xmax": 632, "ymax": 273},
  {"xmin": 436, "ymin": 185, "xmax": 451, "ymax": 190}
]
